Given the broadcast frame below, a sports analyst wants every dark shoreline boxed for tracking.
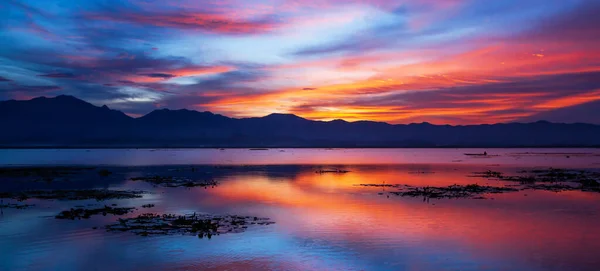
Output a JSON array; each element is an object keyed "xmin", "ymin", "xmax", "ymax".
[{"xmin": 1, "ymin": 146, "xmax": 599, "ymax": 149}]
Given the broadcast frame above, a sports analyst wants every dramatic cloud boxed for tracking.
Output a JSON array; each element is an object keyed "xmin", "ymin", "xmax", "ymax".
[
  {"xmin": 0, "ymin": 0, "xmax": 599, "ymax": 123},
  {"xmin": 38, "ymin": 73, "xmax": 79, "ymax": 79},
  {"xmin": 85, "ymin": 11, "xmax": 279, "ymax": 34}
]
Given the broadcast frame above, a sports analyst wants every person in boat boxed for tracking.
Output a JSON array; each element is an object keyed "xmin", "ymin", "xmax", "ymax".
[{"xmin": 484, "ymin": 151, "xmax": 487, "ymax": 156}]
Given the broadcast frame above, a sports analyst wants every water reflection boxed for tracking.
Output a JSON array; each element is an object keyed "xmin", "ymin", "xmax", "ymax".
[
  {"xmin": 1, "ymin": 148, "xmax": 600, "ymax": 167},
  {"xmin": 1, "ymin": 163, "xmax": 599, "ymax": 270}
]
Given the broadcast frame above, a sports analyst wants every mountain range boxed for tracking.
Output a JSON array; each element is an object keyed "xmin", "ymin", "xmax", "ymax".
[{"xmin": 1, "ymin": 95, "xmax": 599, "ymax": 148}]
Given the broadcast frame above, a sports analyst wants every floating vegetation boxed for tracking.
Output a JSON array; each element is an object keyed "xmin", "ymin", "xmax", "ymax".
[
  {"xmin": 0, "ymin": 189, "xmax": 145, "ymax": 201},
  {"xmin": 359, "ymin": 183, "xmax": 518, "ymax": 200},
  {"xmin": 358, "ymin": 183, "xmax": 401, "ymax": 188},
  {"xmin": 141, "ymin": 204, "xmax": 155, "ymax": 208},
  {"xmin": 130, "ymin": 176, "xmax": 218, "ymax": 188},
  {"xmin": 524, "ymin": 184, "xmax": 580, "ymax": 193},
  {"xmin": 469, "ymin": 170, "xmax": 504, "ymax": 179},
  {"xmin": 464, "ymin": 152, "xmax": 499, "ymax": 157},
  {"xmin": 315, "ymin": 168, "xmax": 350, "ymax": 174},
  {"xmin": 98, "ymin": 169, "xmax": 112, "ymax": 177},
  {"xmin": 0, "ymin": 167, "xmax": 95, "ymax": 182},
  {"xmin": 168, "ymin": 167, "xmax": 199, "ymax": 172},
  {"xmin": 105, "ymin": 213, "xmax": 275, "ymax": 238},
  {"xmin": 0, "ymin": 200, "xmax": 34, "ymax": 209},
  {"xmin": 471, "ymin": 168, "xmax": 600, "ymax": 193},
  {"xmin": 389, "ymin": 184, "xmax": 518, "ymax": 200},
  {"xmin": 56, "ymin": 205, "xmax": 135, "ymax": 220},
  {"xmin": 0, "ymin": 167, "xmax": 94, "ymax": 177},
  {"xmin": 507, "ymin": 152, "xmax": 596, "ymax": 158}
]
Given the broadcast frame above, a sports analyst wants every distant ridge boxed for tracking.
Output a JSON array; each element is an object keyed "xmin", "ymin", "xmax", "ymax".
[{"xmin": 1, "ymin": 95, "xmax": 600, "ymax": 148}]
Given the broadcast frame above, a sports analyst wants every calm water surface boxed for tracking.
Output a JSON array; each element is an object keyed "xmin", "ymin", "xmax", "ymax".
[{"xmin": 1, "ymin": 149, "xmax": 600, "ymax": 271}]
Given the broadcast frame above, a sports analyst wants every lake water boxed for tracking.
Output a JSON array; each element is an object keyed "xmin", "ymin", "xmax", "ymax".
[{"xmin": 1, "ymin": 149, "xmax": 600, "ymax": 271}]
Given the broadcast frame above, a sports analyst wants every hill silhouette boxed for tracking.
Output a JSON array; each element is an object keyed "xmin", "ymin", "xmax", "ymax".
[{"xmin": 1, "ymin": 95, "xmax": 600, "ymax": 148}]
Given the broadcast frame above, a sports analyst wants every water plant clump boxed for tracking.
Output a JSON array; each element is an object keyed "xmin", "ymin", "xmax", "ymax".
[
  {"xmin": 56, "ymin": 205, "xmax": 135, "ymax": 220},
  {"xmin": 470, "ymin": 170, "xmax": 504, "ymax": 179},
  {"xmin": 358, "ymin": 183, "xmax": 402, "ymax": 188},
  {"xmin": 0, "ymin": 167, "xmax": 95, "ymax": 182},
  {"xmin": 98, "ymin": 169, "xmax": 112, "ymax": 177},
  {"xmin": 315, "ymin": 168, "xmax": 350, "ymax": 174},
  {"xmin": 389, "ymin": 184, "xmax": 518, "ymax": 200},
  {"xmin": 0, "ymin": 200, "xmax": 34, "ymax": 209},
  {"xmin": 141, "ymin": 204, "xmax": 155, "ymax": 208},
  {"xmin": 105, "ymin": 213, "xmax": 275, "ymax": 238},
  {"xmin": 130, "ymin": 176, "xmax": 218, "ymax": 188},
  {"xmin": 0, "ymin": 167, "xmax": 95, "ymax": 177},
  {"xmin": 472, "ymin": 168, "xmax": 600, "ymax": 193},
  {"xmin": 0, "ymin": 189, "xmax": 145, "ymax": 201}
]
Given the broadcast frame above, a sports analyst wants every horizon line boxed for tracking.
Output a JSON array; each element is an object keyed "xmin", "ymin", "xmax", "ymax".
[{"xmin": 3, "ymin": 94, "xmax": 598, "ymax": 127}]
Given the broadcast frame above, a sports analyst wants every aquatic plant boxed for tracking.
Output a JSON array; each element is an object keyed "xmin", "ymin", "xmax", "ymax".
[
  {"xmin": 130, "ymin": 176, "xmax": 218, "ymax": 188},
  {"xmin": 388, "ymin": 184, "xmax": 519, "ymax": 200},
  {"xmin": 0, "ymin": 166, "xmax": 95, "ymax": 182},
  {"xmin": 105, "ymin": 213, "xmax": 274, "ymax": 238},
  {"xmin": 470, "ymin": 170, "xmax": 504, "ymax": 179},
  {"xmin": 0, "ymin": 200, "xmax": 34, "ymax": 209},
  {"xmin": 471, "ymin": 168, "xmax": 600, "ymax": 193},
  {"xmin": 0, "ymin": 167, "xmax": 94, "ymax": 177},
  {"xmin": 98, "ymin": 169, "xmax": 112, "ymax": 177},
  {"xmin": 315, "ymin": 168, "xmax": 350, "ymax": 174},
  {"xmin": 56, "ymin": 205, "xmax": 135, "ymax": 220},
  {"xmin": 0, "ymin": 189, "xmax": 145, "ymax": 201}
]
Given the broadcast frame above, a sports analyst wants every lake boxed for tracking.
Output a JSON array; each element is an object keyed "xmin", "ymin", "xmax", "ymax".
[{"xmin": 1, "ymin": 148, "xmax": 600, "ymax": 271}]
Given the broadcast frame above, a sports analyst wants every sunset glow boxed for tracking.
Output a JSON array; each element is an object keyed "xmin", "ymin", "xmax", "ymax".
[{"xmin": 1, "ymin": 0, "xmax": 599, "ymax": 124}]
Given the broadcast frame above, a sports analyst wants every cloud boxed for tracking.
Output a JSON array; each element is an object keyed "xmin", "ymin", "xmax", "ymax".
[
  {"xmin": 519, "ymin": 100, "xmax": 600, "ymax": 124},
  {"xmin": 85, "ymin": 10, "xmax": 280, "ymax": 35},
  {"xmin": 140, "ymin": 73, "xmax": 176, "ymax": 79},
  {"xmin": 198, "ymin": 71, "xmax": 600, "ymax": 124},
  {"xmin": 0, "ymin": 83, "xmax": 62, "ymax": 100},
  {"xmin": 1, "ymin": 0, "xmax": 599, "ymax": 124},
  {"xmin": 38, "ymin": 73, "xmax": 79, "ymax": 78}
]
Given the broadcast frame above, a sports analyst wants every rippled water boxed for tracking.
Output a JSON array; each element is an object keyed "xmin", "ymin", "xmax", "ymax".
[{"xmin": 1, "ymin": 149, "xmax": 600, "ymax": 271}]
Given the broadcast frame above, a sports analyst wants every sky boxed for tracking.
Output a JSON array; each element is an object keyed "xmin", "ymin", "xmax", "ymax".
[{"xmin": 0, "ymin": 0, "xmax": 599, "ymax": 124}]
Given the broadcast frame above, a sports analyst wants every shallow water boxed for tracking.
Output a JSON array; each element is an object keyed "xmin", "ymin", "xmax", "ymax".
[
  {"xmin": 1, "ymin": 148, "xmax": 600, "ymax": 167},
  {"xmin": 1, "ymin": 149, "xmax": 600, "ymax": 271}
]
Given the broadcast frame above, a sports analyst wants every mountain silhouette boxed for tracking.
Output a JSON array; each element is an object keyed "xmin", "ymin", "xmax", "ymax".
[{"xmin": 1, "ymin": 95, "xmax": 600, "ymax": 147}]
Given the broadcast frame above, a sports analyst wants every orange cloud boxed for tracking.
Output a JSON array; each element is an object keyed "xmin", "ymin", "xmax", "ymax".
[
  {"xmin": 533, "ymin": 89, "xmax": 600, "ymax": 110},
  {"xmin": 197, "ymin": 32, "xmax": 600, "ymax": 124}
]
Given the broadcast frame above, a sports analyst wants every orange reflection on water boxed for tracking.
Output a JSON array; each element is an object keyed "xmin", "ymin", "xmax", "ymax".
[{"xmin": 197, "ymin": 166, "xmax": 600, "ymax": 269}]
